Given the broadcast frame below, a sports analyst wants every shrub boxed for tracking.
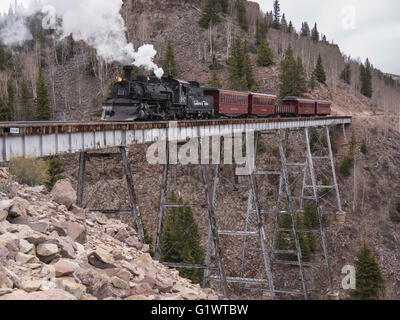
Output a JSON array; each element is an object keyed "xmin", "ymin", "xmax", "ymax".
[
  {"xmin": 10, "ymin": 157, "xmax": 49, "ymax": 187},
  {"xmin": 0, "ymin": 177, "xmax": 17, "ymax": 198},
  {"xmin": 360, "ymin": 141, "xmax": 368, "ymax": 155},
  {"xmin": 340, "ymin": 155, "xmax": 354, "ymax": 177},
  {"xmin": 45, "ymin": 156, "xmax": 65, "ymax": 191}
]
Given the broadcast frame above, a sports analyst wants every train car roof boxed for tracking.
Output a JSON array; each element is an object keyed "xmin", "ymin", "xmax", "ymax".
[
  {"xmin": 315, "ymin": 99, "xmax": 332, "ymax": 103},
  {"xmin": 203, "ymin": 88, "xmax": 250, "ymax": 95},
  {"xmin": 283, "ymin": 96, "xmax": 315, "ymax": 103},
  {"xmin": 249, "ymin": 92, "xmax": 277, "ymax": 98}
]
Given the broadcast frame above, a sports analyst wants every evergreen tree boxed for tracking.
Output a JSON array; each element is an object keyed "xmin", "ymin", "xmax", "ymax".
[
  {"xmin": 0, "ymin": 98, "xmax": 12, "ymax": 121},
  {"xmin": 280, "ymin": 13, "xmax": 287, "ymax": 30},
  {"xmin": 198, "ymin": 0, "xmax": 221, "ymax": 29},
  {"xmin": 360, "ymin": 59, "xmax": 373, "ymax": 98},
  {"xmin": 0, "ymin": 42, "xmax": 11, "ymax": 71},
  {"xmin": 257, "ymin": 39, "xmax": 274, "ymax": 67},
  {"xmin": 7, "ymin": 79, "xmax": 15, "ymax": 120},
  {"xmin": 236, "ymin": 0, "xmax": 248, "ymax": 31},
  {"xmin": 20, "ymin": 77, "xmax": 33, "ymax": 121},
  {"xmin": 313, "ymin": 54, "xmax": 326, "ymax": 84},
  {"xmin": 279, "ymin": 45, "xmax": 297, "ymax": 99},
  {"xmin": 160, "ymin": 192, "xmax": 205, "ymax": 284},
  {"xmin": 229, "ymin": 38, "xmax": 257, "ymax": 91},
  {"xmin": 256, "ymin": 19, "xmax": 269, "ymax": 46},
  {"xmin": 301, "ymin": 22, "xmax": 310, "ymax": 37},
  {"xmin": 310, "ymin": 72, "xmax": 316, "ymax": 90},
  {"xmin": 287, "ymin": 21, "xmax": 293, "ymax": 33},
  {"xmin": 340, "ymin": 64, "xmax": 352, "ymax": 85},
  {"xmin": 163, "ymin": 39, "xmax": 178, "ymax": 77},
  {"xmin": 311, "ymin": 23, "xmax": 320, "ymax": 42},
  {"xmin": 209, "ymin": 71, "xmax": 222, "ymax": 88},
  {"xmin": 272, "ymin": 0, "xmax": 281, "ymax": 29},
  {"xmin": 218, "ymin": 0, "xmax": 229, "ymax": 13},
  {"xmin": 295, "ymin": 56, "xmax": 308, "ymax": 95},
  {"xmin": 349, "ymin": 242, "xmax": 386, "ymax": 300},
  {"xmin": 276, "ymin": 213, "xmax": 296, "ymax": 261},
  {"xmin": 322, "ymin": 34, "xmax": 327, "ymax": 42},
  {"xmin": 36, "ymin": 69, "xmax": 52, "ymax": 121}
]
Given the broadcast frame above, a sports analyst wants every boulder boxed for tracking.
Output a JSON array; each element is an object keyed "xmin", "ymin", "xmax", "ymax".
[
  {"xmin": 52, "ymin": 222, "xmax": 86, "ymax": 244},
  {"xmin": 114, "ymin": 227, "xmax": 129, "ymax": 242},
  {"xmin": 19, "ymin": 279, "xmax": 42, "ymax": 293},
  {"xmin": 55, "ymin": 277, "xmax": 86, "ymax": 299},
  {"xmin": 111, "ymin": 276, "xmax": 130, "ymax": 291},
  {"xmin": 133, "ymin": 282, "xmax": 152, "ymax": 295},
  {"xmin": 15, "ymin": 252, "xmax": 39, "ymax": 264},
  {"xmin": 19, "ymin": 239, "xmax": 34, "ymax": 254},
  {"xmin": 51, "ymin": 179, "xmax": 77, "ymax": 209},
  {"xmin": 0, "ymin": 289, "xmax": 77, "ymax": 300},
  {"xmin": 23, "ymin": 231, "xmax": 48, "ymax": 245},
  {"xmin": 37, "ymin": 243, "xmax": 59, "ymax": 257},
  {"xmin": 53, "ymin": 259, "xmax": 80, "ymax": 277},
  {"xmin": 88, "ymin": 248, "xmax": 115, "ymax": 269},
  {"xmin": 125, "ymin": 236, "xmax": 143, "ymax": 250},
  {"xmin": 9, "ymin": 198, "xmax": 29, "ymax": 218},
  {"xmin": 0, "ymin": 210, "xmax": 8, "ymax": 222},
  {"xmin": 0, "ymin": 200, "xmax": 13, "ymax": 212}
]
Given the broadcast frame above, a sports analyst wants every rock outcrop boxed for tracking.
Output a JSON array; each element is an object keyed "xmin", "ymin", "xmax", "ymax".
[{"xmin": 0, "ymin": 173, "xmax": 220, "ymax": 301}]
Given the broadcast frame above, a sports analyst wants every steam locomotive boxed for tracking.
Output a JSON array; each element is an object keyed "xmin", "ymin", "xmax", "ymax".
[{"xmin": 101, "ymin": 66, "xmax": 331, "ymax": 121}]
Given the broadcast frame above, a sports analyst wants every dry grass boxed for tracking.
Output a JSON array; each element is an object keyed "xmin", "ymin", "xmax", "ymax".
[{"xmin": 10, "ymin": 157, "xmax": 49, "ymax": 187}]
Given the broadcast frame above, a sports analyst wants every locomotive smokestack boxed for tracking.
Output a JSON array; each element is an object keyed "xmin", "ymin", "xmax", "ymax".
[{"xmin": 123, "ymin": 66, "xmax": 133, "ymax": 82}]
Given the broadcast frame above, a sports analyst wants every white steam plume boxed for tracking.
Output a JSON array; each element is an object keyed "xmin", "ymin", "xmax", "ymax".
[{"xmin": 0, "ymin": 0, "xmax": 164, "ymax": 78}]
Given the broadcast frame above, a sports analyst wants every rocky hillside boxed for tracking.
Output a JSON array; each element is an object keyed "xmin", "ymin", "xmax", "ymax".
[{"xmin": 0, "ymin": 171, "xmax": 220, "ymax": 300}]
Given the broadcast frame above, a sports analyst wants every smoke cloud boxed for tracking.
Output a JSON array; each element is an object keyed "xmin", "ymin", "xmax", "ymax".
[{"xmin": 0, "ymin": 0, "xmax": 164, "ymax": 78}]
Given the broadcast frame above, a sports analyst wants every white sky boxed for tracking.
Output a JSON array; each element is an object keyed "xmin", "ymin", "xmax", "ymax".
[
  {"xmin": 255, "ymin": 0, "xmax": 400, "ymax": 75},
  {"xmin": 1, "ymin": 0, "xmax": 399, "ymax": 74}
]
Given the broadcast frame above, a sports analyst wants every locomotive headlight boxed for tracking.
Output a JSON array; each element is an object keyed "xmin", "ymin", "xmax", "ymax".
[{"xmin": 116, "ymin": 76, "xmax": 123, "ymax": 83}]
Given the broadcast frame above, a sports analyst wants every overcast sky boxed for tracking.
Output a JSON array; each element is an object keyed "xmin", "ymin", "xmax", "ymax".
[
  {"xmin": 1, "ymin": 0, "xmax": 399, "ymax": 74},
  {"xmin": 255, "ymin": 0, "xmax": 400, "ymax": 75}
]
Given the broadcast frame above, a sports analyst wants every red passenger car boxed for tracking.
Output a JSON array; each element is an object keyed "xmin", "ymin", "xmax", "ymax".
[
  {"xmin": 204, "ymin": 89, "xmax": 249, "ymax": 117},
  {"xmin": 277, "ymin": 96, "xmax": 316, "ymax": 117},
  {"xmin": 249, "ymin": 93, "xmax": 276, "ymax": 117},
  {"xmin": 315, "ymin": 100, "xmax": 331, "ymax": 116}
]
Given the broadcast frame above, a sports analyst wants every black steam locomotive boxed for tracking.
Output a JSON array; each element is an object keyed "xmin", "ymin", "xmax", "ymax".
[{"xmin": 102, "ymin": 66, "xmax": 214, "ymax": 121}]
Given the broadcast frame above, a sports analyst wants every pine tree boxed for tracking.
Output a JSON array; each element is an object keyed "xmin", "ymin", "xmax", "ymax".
[
  {"xmin": 360, "ymin": 59, "xmax": 373, "ymax": 98},
  {"xmin": 313, "ymin": 54, "xmax": 326, "ymax": 84},
  {"xmin": 20, "ymin": 77, "xmax": 33, "ymax": 121},
  {"xmin": 218, "ymin": 0, "xmax": 229, "ymax": 13},
  {"xmin": 0, "ymin": 42, "xmax": 10, "ymax": 71},
  {"xmin": 287, "ymin": 21, "xmax": 293, "ymax": 33},
  {"xmin": 301, "ymin": 22, "xmax": 310, "ymax": 37},
  {"xmin": 161, "ymin": 192, "xmax": 205, "ymax": 284},
  {"xmin": 297, "ymin": 215, "xmax": 311, "ymax": 262},
  {"xmin": 311, "ymin": 23, "xmax": 320, "ymax": 42},
  {"xmin": 7, "ymin": 79, "xmax": 15, "ymax": 120},
  {"xmin": 0, "ymin": 98, "xmax": 12, "ymax": 121},
  {"xmin": 279, "ymin": 45, "xmax": 297, "ymax": 99},
  {"xmin": 236, "ymin": 0, "xmax": 248, "ymax": 31},
  {"xmin": 36, "ymin": 69, "xmax": 52, "ymax": 121},
  {"xmin": 257, "ymin": 39, "xmax": 274, "ymax": 67},
  {"xmin": 322, "ymin": 34, "xmax": 327, "ymax": 42},
  {"xmin": 295, "ymin": 57, "xmax": 308, "ymax": 95},
  {"xmin": 198, "ymin": 0, "xmax": 221, "ymax": 29},
  {"xmin": 310, "ymin": 72, "xmax": 316, "ymax": 90},
  {"xmin": 349, "ymin": 242, "xmax": 386, "ymax": 300},
  {"xmin": 163, "ymin": 39, "xmax": 178, "ymax": 77},
  {"xmin": 209, "ymin": 72, "xmax": 222, "ymax": 88},
  {"xmin": 229, "ymin": 38, "xmax": 257, "ymax": 91},
  {"xmin": 256, "ymin": 19, "xmax": 268, "ymax": 46},
  {"xmin": 272, "ymin": 0, "xmax": 281, "ymax": 29},
  {"xmin": 280, "ymin": 13, "xmax": 287, "ymax": 30},
  {"xmin": 340, "ymin": 64, "xmax": 352, "ymax": 85}
]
